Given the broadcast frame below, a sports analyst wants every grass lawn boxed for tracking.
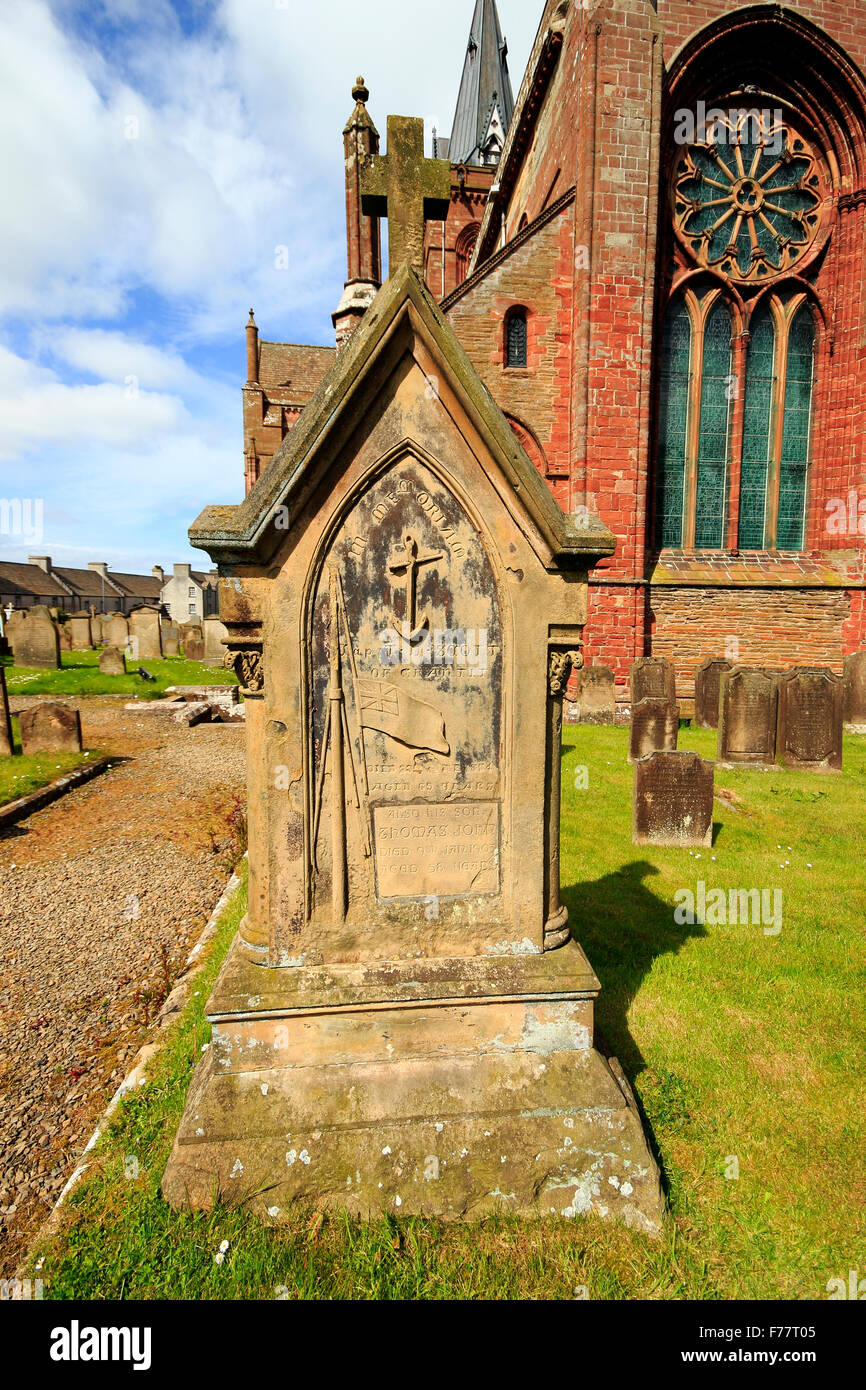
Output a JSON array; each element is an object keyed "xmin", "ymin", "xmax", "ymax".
[
  {"xmin": 1, "ymin": 650, "xmax": 239, "ymax": 699},
  {"xmin": 0, "ymin": 716, "xmax": 98, "ymax": 807},
  {"xmin": 28, "ymin": 729, "xmax": 866, "ymax": 1300}
]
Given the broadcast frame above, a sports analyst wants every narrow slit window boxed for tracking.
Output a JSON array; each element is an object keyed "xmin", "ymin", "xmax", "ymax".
[{"xmin": 506, "ymin": 310, "xmax": 527, "ymax": 368}]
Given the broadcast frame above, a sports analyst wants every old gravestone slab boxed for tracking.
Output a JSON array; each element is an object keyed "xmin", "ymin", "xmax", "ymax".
[
  {"xmin": 163, "ymin": 637, "xmax": 180, "ymax": 657},
  {"xmin": 843, "ymin": 650, "xmax": 866, "ymax": 727},
  {"xmin": 571, "ymin": 664, "xmax": 616, "ymax": 724},
  {"xmin": 694, "ymin": 658, "xmax": 732, "ymax": 730},
  {"xmin": 162, "ymin": 263, "xmax": 662, "ymax": 1232},
  {"xmin": 68, "ymin": 612, "xmax": 93, "ymax": 650},
  {"xmin": 19, "ymin": 701, "xmax": 82, "ymax": 755},
  {"xmin": 128, "ymin": 606, "xmax": 162, "ymax": 660},
  {"xmin": 9, "ymin": 606, "xmax": 61, "ymax": 669},
  {"xmin": 99, "ymin": 646, "xmax": 127, "ymax": 676},
  {"xmin": 203, "ymin": 616, "xmax": 229, "ymax": 662},
  {"xmin": 718, "ymin": 667, "xmax": 778, "ymax": 766},
  {"xmin": 630, "ymin": 655, "xmax": 675, "ymax": 707},
  {"xmin": 777, "ymin": 668, "xmax": 842, "ymax": 773},
  {"xmin": 58, "ymin": 625, "xmax": 73, "ymax": 653},
  {"xmin": 628, "ymin": 697, "xmax": 679, "ymax": 763},
  {"xmin": 183, "ymin": 632, "xmax": 205, "ymax": 662},
  {"xmin": 106, "ymin": 613, "xmax": 129, "ymax": 649},
  {"xmin": 0, "ymin": 667, "xmax": 14, "ymax": 757},
  {"xmin": 633, "ymin": 750, "xmax": 714, "ymax": 847}
]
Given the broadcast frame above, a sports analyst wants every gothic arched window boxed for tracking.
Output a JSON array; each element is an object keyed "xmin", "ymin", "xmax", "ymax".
[
  {"xmin": 505, "ymin": 308, "xmax": 528, "ymax": 368},
  {"xmin": 455, "ymin": 223, "xmax": 480, "ymax": 285}
]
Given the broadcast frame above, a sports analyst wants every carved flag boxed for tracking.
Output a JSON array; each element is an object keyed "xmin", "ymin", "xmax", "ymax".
[{"xmin": 357, "ymin": 677, "xmax": 450, "ymax": 755}]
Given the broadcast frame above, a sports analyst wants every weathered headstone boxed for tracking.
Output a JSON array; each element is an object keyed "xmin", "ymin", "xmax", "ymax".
[
  {"xmin": 19, "ymin": 701, "xmax": 82, "ymax": 754},
  {"xmin": 777, "ymin": 667, "xmax": 842, "ymax": 772},
  {"xmin": 58, "ymin": 625, "xmax": 73, "ymax": 653},
  {"xmin": 128, "ymin": 606, "xmax": 163, "ymax": 660},
  {"xmin": 183, "ymin": 632, "xmax": 205, "ymax": 662},
  {"xmin": 68, "ymin": 612, "xmax": 93, "ymax": 650},
  {"xmin": 843, "ymin": 650, "xmax": 866, "ymax": 727},
  {"xmin": 203, "ymin": 616, "xmax": 229, "ymax": 662},
  {"xmin": 8, "ymin": 606, "xmax": 61, "ymax": 669},
  {"xmin": 163, "ymin": 263, "xmax": 662, "ymax": 1232},
  {"xmin": 571, "ymin": 664, "xmax": 615, "ymax": 724},
  {"xmin": 694, "ymin": 658, "xmax": 733, "ymax": 730},
  {"xmin": 718, "ymin": 667, "xmax": 778, "ymax": 766},
  {"xmin": 0, "ymin": 667, "xmax": 14, "ymax": 757},
  {"xmin": 628, "ymin": 697, "xmax": 679, "ymax": 763},
  {"xmin": 99, "ymin": 646, "xmax": 127, "ymax": 676},
  {"xmin": 630, "ymin": 655, "xmax": 675, "ymax": 706},
  {"xmin": 163, "ymin": 637, "xmax": 180, "ymax": 657},
  {"xmin": 633, "ymin": 750, "xmax": 714, "ymax": 847},
  {"xmin": 106, "ymin": 613, "xmax": 129, "ymax": 649},
  {"xmin": 162, "ymin": 620, "xmax": 180, "ymax": 644}
]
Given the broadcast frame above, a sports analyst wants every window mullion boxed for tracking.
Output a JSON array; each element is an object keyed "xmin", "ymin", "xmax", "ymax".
[{"xmin": 766, "ymin": 307, "xmax": 789, "ymax": 550}]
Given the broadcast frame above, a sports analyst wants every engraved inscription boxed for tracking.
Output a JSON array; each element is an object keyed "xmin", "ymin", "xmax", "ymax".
[{"xmin": 373, "ymin": 802, "xmax": 500, "ymax": 899}]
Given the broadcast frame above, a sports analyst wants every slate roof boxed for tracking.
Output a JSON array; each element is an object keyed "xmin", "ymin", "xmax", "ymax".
[{"xmin": 0, "ymin": 561, "xmax": 68, "ymax": 598}]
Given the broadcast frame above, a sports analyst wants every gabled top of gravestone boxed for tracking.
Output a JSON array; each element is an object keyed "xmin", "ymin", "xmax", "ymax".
[{"xmin": 190, "ymin": 265, "xmax": 615, "ymax": 570}]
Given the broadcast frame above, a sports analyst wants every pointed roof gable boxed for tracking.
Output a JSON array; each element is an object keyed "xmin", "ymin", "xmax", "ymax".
[
  {"xmin": 448, "ymin": 0, "xmax": 515, "ymax": 167},
  {"xmin": 189, "ymin": 265, "xmax": 614, "ymax": 570}
]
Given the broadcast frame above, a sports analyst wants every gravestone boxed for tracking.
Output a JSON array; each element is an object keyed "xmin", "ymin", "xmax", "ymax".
[
  {"xmin": 8, "ymin": 606, "xmax": 61, "ymax": 669},
  {"xmin": 128, "ymin": 606, "xmax": 162, "ymax": 660},
  {"xmin": 162, "ymin": 261, "xmax": 662, "ymax": 1232},
  {"xmin": 203, "ymin": 616, "xmax": 229, "ymax": 662},
  {"xmin": 58, "ymin": 625, "xmax": 73, "ymax": 653},
  {"xmin": 630, "ymin": 655, "xmax": 675, "ymax": 707},
  {"xmin": 0, "ymin": 667, "xmax": 13, "ymax": 757},
  {"xmin": 19, "ymin": 701, "xmax": 82, "ymax": 754},
  {"xmin": 628, "ymin": 697, "xmax": 679, "ymax": 763},
  {"xmin": 571, "ymin": 664, "xmax": 615, "ymax": 724},
  {"xmin": 183, "ymin": 632, "xmax": 205, "ymax": 662},
  {"xmin": 694, "ymin": 658, "xmax": 732, "ymax": 730},
  {"xmin": 777, "ymin": 667, "xmax": 842, "ymax": 772},
  {"xmin": 163, "ymin": 637, "xmax": 180, "ymax": 657},
  {"xmin": 68, "ymin": 612, "xmax": 93, "ymax": 650},
  {"xmin": 633, "ymin": 750, "xmax": 714, "ymax": 847},
  {"xmin": 99, "ymin": 646, "xmax": 126, "ymax": 676},
  {"xmin": 718, "ymin": 667, "xmax": 778, "ymax": 766},
  {"xmin": 843, "ymin": 650, "xmax": 866, "ymax": 727},
  {"xmin": 106, "ymin": 613, "xmax": 129, "ymax": 649},
  {"xmin": 162, "ymin": 620, "xmax": 180, "ymax": 645}
]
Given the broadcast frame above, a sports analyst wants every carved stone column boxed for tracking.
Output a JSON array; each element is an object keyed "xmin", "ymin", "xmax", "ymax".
[{"xmin": 544, "ymin": 645, "xmax": 583, "ymax": 950}]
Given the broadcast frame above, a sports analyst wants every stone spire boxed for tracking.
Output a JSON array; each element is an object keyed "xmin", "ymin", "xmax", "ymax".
[
  {"xmin": 445, "ymin": 0, "xmax": 514, "ymax": 167},
  {"xmin": 333, "ymin": 77, "xmax": 383, "ymax": 351}
]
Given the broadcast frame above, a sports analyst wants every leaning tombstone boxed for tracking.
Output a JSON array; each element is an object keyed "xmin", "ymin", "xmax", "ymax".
[
  {"xmin": 162, "ymin": 254, "xmax": 662, "ymax": 1232},
  {"xmin": 843, "ymin": 650, "xmax": 866, "ymax": 728},
  {"xmin": 99, "ymin": 646, "xmax": 127, "ymax": 676},
  {"xmin": 777, "ymin": 667, "xmax": 842, "ymax": 773},
  {"xmin": 633, "ymin": 750, "xmax": 714, "ymax": 847},
  {"xmin": 0, "ymin": 667, "xmax": 14, "ymax": 757},
  {"xmin": 717, "ymin": 667, "xmax": 778, "ymax": 767},
  {"xmin": 694, "ymin": 658, "xmax": 732, "ymax": 730},
  {"xmin": 628, "ymin": 696, "xmax": 679, "ymax": 763},
  {"xmin": 19, "ymin": 701, "xmax": 82, "ymax": 754},
  {"xmin": 9, "ymin": 606, "xmax": 61, "ymax": 669},
  {"xmin": 128, "ymin": 605, "xmax": 163, "ymax": 660},
  {"xmin": 630, "ymin": 655, "xmax": 675, "ymax": 706},
  {"xmin": 572, "ymin": 664, "xmax": 615, "ymax": 724}
]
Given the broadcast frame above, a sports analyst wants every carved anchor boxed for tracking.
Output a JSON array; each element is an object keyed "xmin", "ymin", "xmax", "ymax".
[{"xmin": 388, "ymin": 532, "xmax": 443, "ymax": 645}]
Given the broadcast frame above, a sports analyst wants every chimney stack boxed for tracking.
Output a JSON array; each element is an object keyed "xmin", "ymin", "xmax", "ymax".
[{"xmin": 29, "ymin": 555, "xmax": 51, "ymax": 573}]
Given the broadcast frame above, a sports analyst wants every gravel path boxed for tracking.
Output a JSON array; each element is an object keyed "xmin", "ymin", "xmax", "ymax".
[{"xmin": 0, "ymin": 697, "xmax": 246, "ymax": 1272}]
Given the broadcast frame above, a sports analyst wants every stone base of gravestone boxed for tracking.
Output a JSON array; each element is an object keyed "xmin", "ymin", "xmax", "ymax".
[
  {"xmin": 571, "ymin": 665, "xmax": 615, "ymax": 724},
  {"xmin": 629, "ymin": 697, "xmax": 679, "ymax": 763},
  {"xmin": 633, "ymin": 750, "xmax": 714, "ymax": 847},
  {"xmin": 19, "ymin": 701, "xmax": 82, "ymax": 755},
  {"xmin": 694, "ymin": 658, "xmax": 733, "ymax": 729},
  {"xmin": 843, "ymin": 650, "xmax": 866, "ymax": 725},
  {"xmin": 99, "ymin": 647, "xmax": 127, "ymax": 676},
  {"xmin": 630, "ymin": 655, "xmax": 676, "ymax": 706},
  {"xmin": 0, "ymin": 668, "xmax": 14, "ymax": 757},
  {"xmin": 777, "ymin": 667, "xmax": 842, "ymax": 772}
]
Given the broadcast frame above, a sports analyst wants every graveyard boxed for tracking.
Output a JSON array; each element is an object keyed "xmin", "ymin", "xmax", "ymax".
[{"xmin": 22, "ymin": 719, "xmax": 865, "ymax": 1300}]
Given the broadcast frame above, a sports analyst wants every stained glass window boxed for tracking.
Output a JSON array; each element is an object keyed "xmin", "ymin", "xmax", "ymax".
[
  {"xmin": 655, "ymin": 297, "xmax": 691, "ymax": 547},
  {"xmin": 694, "ymin": 300, "xmax": 733, "ymax": 548},
  {"xmin": 738, "ymin": 304, "xmax": 775, "ymax": 549},
  {"xmin": 777, "ymin": 306, "xmax": 814, "ymax": 549},
  {"xmin": 506, "ymin": 310, "xmax": 527, "ymax": 368}
]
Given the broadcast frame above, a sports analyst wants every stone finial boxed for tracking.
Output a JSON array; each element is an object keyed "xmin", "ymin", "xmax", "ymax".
[
  {"xmin": 247, "ymin": 308, "xmax": 256, "ymax": 325},
  {"xmin": 352, "ymin": 76, "xmax": 369, "ymax": 104}
]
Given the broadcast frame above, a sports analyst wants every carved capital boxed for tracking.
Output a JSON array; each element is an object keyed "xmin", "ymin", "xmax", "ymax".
[
  {"xmin": 548, "ymin": 647, "xmax": 583, "ymax": 697},
  {"xmin": 224, "ymin": 645, "xmax": 264, "ymax": 697}
]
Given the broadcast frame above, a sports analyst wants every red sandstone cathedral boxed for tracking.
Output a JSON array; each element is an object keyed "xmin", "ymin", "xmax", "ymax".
[{"xmin": 241, "ymin": 0, "xmax": 866, "ymax": 703}]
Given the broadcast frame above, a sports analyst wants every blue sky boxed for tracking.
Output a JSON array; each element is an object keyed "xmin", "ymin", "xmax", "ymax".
[{"xmin": 0, "ymin": 0, "xmax": 540, "ymax": 575}]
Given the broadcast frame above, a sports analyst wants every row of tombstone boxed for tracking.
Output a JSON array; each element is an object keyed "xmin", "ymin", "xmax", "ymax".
[{"xmin": 4, "ymin": 605, "xmax": 229, "ymax": 668}]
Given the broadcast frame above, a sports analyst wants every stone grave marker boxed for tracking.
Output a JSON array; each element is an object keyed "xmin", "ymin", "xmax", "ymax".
[
  {"xmin": 163, "ymin": 637, "xmax": 180, "ymax": 657},
  {"xmin": 0, "ymin": 667, "xmax": 14, "ymax": 757},
  {"xmin": 99, "ymin": 646, "xmax": 127, "ymax": 676},
  {"xmin": 633, "ymin": 750, "xmax": 714, "ymax": 847},
  {"xmin": 128, "ymin": 606, "xmax": 163, "ymax": 660},
  {"xmin": 694, "ymin": 658, "xmax": 732, "ymax": 729},
  {"xmin": 203, "ymin": 616, "xmax": 228, "ymax": 662},
  {"xmin": 68, "ymin": 612, "xmax": 93, "ymax": 650},
  {"xmin": 162, "ymin": 261, "xmax": 662, "ymax": 1232},
  {"xmin": 571, "ymin": 664, "xmax": 615, "ymax": 724},
  {"xmin": 9, "ymin": 606, "xmax": 61, "ymax": 669},
  {"xmin": 183, "ymin": 632, "xmax": 205, "ymax": 662},
  {"xmin": 106, "ymin": 613, "xmax": 129, "ymax": 649},
  {"xmin": 58, "ymin": 625, "xmax": 73, "ymax": 653},
  {"xmin": 630, "ymin": 655, "xmax": 675, "ymax": 707},
  {"xmin": 777, "ymin": 667, "xmax": 842, "ymax": 772},
  {"xmin": 628, "ymin": 697, "xmax": 679, "ymax": 763},
  {"xmin": 843, "ymin": 650, "xmax": 866, "ymax": 727},
  {"xmin": 19, "ymin": 701, "xmax": 82, "ymax": 754},
  {"xmin": 718, "ymin": 667, "xmax": 778, "ymax": 766}
]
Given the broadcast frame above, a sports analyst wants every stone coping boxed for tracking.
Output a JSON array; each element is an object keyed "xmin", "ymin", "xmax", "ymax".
[
  {"xmin": 0, "ymin": 755, "xmax": 114, "ymax": 830},
  {"xmin": 207, "ymin": 933, "xmax": 600, "ymax": 1021}
]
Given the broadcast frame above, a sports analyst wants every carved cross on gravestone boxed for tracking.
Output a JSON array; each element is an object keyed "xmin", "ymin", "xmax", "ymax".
[{"xmin": 360, "ymin": 116, "xmax": 451, "ymax": 275}]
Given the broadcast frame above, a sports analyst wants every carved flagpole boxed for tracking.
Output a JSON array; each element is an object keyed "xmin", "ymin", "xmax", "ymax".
[{"xmin": 329, "ymin": 567, "xmax": 348, "ymax": 922}]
